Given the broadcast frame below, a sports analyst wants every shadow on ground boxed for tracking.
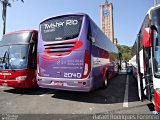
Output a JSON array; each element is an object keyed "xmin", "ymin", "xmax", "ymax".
[
  {"xmin": 3, "ymin": 87, "xmax": 57, "ymax": 95},
  {"xmin": 3, "ymin": 74, "xmax": 140, "ymax": 104},
  {"xmin": 147, "ymin": 103, "xmax": 155, "ymax": 111},
  {"xmin": 52, "ymin": 74, "xmax": 140, "ymax": 104}
]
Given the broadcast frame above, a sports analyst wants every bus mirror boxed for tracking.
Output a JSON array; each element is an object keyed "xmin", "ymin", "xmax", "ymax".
[
  {"xmin": 32, "ymin": 32, "xmax": 38, "ymax": 41},
  {"xmin": 91, "ymin": 37, "xmax": 96, "ymax": 43},
  {"xmin": 143, "ymin": 27, "xmax": 153, "ymax": 48},
  {"xmin": 151, "ymin": 25, "xmax": 159, "ymax": 46},
  {"xmin": 156, "ymin": 38, "xmax": 159, "ymax": 46},
  {"xmin": 30, "ymin": 63, "xmax": 36, "ymax": 69}
]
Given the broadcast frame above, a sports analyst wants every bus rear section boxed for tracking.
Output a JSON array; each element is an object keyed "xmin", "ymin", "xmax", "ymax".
[
  {"xmin": 37, "ymin": 14, "xmax": 119, "ymax": 92},
  {"xmin": 37, "ymin": 14, "xmax": 93, "ymax": 91},
  {"xmin": 0, "ymin": 30, "xmax": 38, "ymax": 88}
]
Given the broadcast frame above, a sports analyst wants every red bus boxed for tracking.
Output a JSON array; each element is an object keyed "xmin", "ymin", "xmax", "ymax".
[
  {"xmin": 131, "ymin": 5, "xmax": 160, "ymax": 114},
  {"xmin": 0, "ymin": 30, "xmax": 38, "ymax": 88}
]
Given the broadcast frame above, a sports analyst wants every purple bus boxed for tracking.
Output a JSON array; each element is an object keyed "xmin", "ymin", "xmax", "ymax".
[{"xmin": 37, "ymin": 13, "xmax": 119, "ymax": 92}]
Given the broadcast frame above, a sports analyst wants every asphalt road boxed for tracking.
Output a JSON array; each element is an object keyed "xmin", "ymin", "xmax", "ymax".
[{"xmin": 0, "ymin": 72, "xmax": 158, "ymax": 120}]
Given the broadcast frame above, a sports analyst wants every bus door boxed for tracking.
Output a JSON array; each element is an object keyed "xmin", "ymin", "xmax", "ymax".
[
  {"xmin": 142, "ymin": 26, "xmax": 155, "ymax": 101},
  {"xmin": 143, "ymin": 47, "xmax": 153, "ymax": 101},
  {"xmin": 137, "ymin": 33, "xmax": 144, "ymax": 101}
]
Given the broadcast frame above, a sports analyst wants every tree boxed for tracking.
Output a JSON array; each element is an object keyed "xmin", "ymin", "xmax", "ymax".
[
  {"xmin": 117, "ymin": 45, "xmax": 132, "ymax": 61},
  {"xmin": 0, "ymin": 0, "xmax": 24, "ymax": 35},
  {"xmin": 154, "ymin": 0, "xmax": 158, "ymax": 6}
]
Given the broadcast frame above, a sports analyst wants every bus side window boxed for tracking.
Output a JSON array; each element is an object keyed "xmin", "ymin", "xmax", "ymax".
[
  {"xmin": 87, "ymin": 20, "xmax": 97, "ymax": 43},
  {"xmin": 87, "ymin": 22, "xmax": 92, "ymax": 41}
]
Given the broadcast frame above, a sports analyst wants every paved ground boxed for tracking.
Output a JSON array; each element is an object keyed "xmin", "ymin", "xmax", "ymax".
[{"xmin": 0, "ymin": 72, "xmax": 158, "ymax": 120}]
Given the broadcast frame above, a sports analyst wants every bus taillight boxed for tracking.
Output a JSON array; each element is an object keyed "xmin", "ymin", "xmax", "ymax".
[
  {"xmin": 37, "ymin": 54, "xmax": 41, "ymax": 77},
  {"xmin": 82, "ymin": 50, "xmax": 91, "ymax": 78}
]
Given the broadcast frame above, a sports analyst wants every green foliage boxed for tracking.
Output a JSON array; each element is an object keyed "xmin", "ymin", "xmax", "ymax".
[{"xmin": 117, "ymin": 45, "xmax": 132, "ymax": 61}]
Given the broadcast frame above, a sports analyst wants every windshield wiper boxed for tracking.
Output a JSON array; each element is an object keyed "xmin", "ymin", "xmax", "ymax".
[
  {"xmin": 0, "ymin": 57, "xmax": 4, "ymax": 63},
  {"xmin": 2, "ymin": 51, "xmax": 9, "ymax": 69},
  {"xmin": 2, "ymin": 49, "xmax": 15, "ymax": 72}
]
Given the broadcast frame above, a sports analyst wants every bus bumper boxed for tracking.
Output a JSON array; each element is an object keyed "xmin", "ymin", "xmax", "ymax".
[
  {"xmin": 37, "ymin": 77, "xmax": 93, "ymax": 92},
  {"xmin": 154, "ymin": 89, "xmax": 160, "ymax": 112},
  {"xmin": 0, "ymin": 79, "xmax": 29, "ymax": 88}
]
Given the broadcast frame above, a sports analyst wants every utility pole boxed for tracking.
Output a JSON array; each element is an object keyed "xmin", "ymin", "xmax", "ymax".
[
  {"xmin": 2, "ymin": 0, "xmax": 7, "ymax": 35},
  {"xmin": 1, "ymin": 0, "xmax": 10, "ymax": 35},
  {"xmin": 1, "ymin": 0, "xmax": 23, "ymax": 35},
  {"xmin": 154, "ymin": 0, "xmax": 158, "ymax": 6}
]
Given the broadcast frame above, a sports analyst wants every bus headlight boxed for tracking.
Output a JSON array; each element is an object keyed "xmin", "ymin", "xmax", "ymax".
[
  {"xmin": 156, "ymin": 88, "xmax": 160, "ymax": 94},
  {"xmin": 16, "ymin": 76, "xmax": 27, "ymax": 80}
]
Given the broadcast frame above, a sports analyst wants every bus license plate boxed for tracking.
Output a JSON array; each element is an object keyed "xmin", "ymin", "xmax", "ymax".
[
  {"xmin": 2, "ymin": 83, "xmax": 8, "ymax": 86},
  {"xmin": 53, "ymin": 82, "xmax": 63, "ymax": 86}
]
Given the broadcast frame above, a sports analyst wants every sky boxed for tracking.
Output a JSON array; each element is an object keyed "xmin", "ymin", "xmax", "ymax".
[{"xmin": 0, "ymin": 0, "xmax": 157, "ymax": 46}]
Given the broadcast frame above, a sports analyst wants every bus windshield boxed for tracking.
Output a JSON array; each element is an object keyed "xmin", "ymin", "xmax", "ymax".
[
  {"xmin": 152, "ymin": 8, "xmax": 160, "ymax": 77},
  {"xmin": 153, "ymin": 40, "xmax": 160, "ymax": 77},
  {"xmin": 0, "ymin": 32, "xmax": 32, "ymax": 44},
  {"xmin": 40, "ymin": 15, "xmax": 83, "ymax": 41},
  {"xmin": 0, "ymin": 44, "xmax": 29, "ymax": 70}
]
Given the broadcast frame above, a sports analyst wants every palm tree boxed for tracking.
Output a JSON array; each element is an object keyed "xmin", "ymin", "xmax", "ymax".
[
  {"xmin": 154, "ymin": 0, "xmax": 158, "ymax": 6},
  {"xmin": 0, "ymin": 0, "xmax": 24, "ymax": 35}
]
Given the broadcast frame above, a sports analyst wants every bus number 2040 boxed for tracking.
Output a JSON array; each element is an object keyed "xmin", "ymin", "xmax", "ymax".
[{"xmin": 64, "ymin": 73, "xmax": 82, "ymax": 78}]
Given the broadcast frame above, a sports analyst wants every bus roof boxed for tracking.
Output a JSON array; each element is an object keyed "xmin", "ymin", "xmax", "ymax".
[
  {"xmin": 5, "ymin": 30, "xmax": 38, "ymax": 35},
  {"xmin": 40, "ymin": 13, "xmax": 88, "ymax": 24},
  {"xmin": 147, "ymin": 4, "xmax": 160, "ymax": 15}
]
